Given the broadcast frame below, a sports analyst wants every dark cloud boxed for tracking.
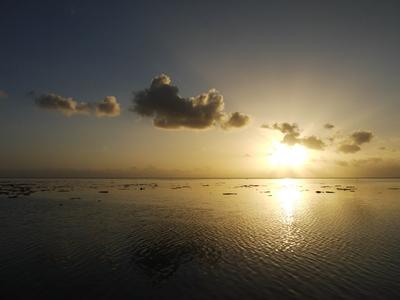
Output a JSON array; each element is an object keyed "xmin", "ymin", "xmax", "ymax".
[
  {"xmin": 0, "ymin": 90, "xmax": 8, "ymax": 98},
  {"xmin": 271, "ymin": 122, "xmax": 300, "ymax": 134},
  {"xmin": 324, "ymin": 123, "xmax": 334, "ymax": 129},
  {"xmin": 34, "ymin": 93, "xmax": 90, "ymax": 116},
  {"xmin": 337, "ymin": 130, "xmax": 374, "ymax": 153},
  {"xmin": 131, "ymin": 74, "xmax": 250, "ymax": 130},
  {"xmin": 282, "ymin": 132, "xmax": 300, "ymax": 145},
  {"xmin": 338, "ymin": 144, "xmax": 361, "ymax": 153},
  {"xmin": 301, "ymin": 136, "xmax": 326, "ymax": 150},
  {"xmin": 267, "ymin": 122, "xmax": 325, "ymax": 150},
  {"xmin": 33, "ymin": 92, "xmax": 120, "ymax": 117},
  {"xmin": 351, "ymin": 131, "xmax": 374, "ymax": 145},
  {"xmin": 221, "ymin": 112, "xmax": 250, "ymax": 129}
]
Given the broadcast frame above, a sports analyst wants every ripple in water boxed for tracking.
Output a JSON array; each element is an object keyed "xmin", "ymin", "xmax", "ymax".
[{"xmin": 1, "ymin": 178, "xmax": 400, "ymax": 299}]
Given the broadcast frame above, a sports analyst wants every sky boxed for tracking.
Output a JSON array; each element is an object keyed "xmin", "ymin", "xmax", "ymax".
[{"xmin": 1, "ymin": 0, "xmax": 400, "ymax": 178}]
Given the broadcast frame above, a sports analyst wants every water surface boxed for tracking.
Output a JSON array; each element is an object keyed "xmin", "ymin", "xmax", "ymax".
[{"xmin": 1, "ymin": 178, "xmax": 400, "ymax": 299}]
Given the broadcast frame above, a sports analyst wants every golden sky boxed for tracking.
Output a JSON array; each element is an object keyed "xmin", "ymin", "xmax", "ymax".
[{"xmin": 1, "ymin": 2, "xmax": 399, "ymax": 177}]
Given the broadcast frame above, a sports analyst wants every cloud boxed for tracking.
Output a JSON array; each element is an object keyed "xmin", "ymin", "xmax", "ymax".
[
  {"xmin": 131, "ymin": 74, "xmax": 250, "ymax": 130},
  {"xmin": 0, "ymin": 90, "xmax": 8, "ymax": 98},
  {"xmin": 337, "ymin": 144, "xmax": 361, "ymax": 153},
  {"xmin": 34, "ymin": 93, "xmax": 90, "ymax": 116},
  {"xmin": 95, "ymin": 96, "xmax": 121, "ymax": 117},
  {"xmin": 324, "ymin": 123, "xmax": 334, "ymax": 129},
  {"xmin": 266, "ymin": 122, "xmax": 326, "ymax": 150},
  {"xmin": 33, "ymin": 92, "xmax": 120, "ymax": 117},
  {"xmin": 351, "ymin": 131, "xmax": 373, "ymax": 145},
  {"xmin": 337, "ymin": 130, "xmax": 374, "ymax": 153},
  {"xmin": 221, "ymin": 112, "xmax": 250, "ymax": 129},
  {"xmin": 271, "ymin": 122, "xmax": 300, "ymax": 134},
  {"xmin": 301, "ymin": 136, "xmax": 326, "ymax": 150}
]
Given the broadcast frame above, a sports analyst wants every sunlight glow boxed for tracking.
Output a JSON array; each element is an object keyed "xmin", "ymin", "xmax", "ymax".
[
  {"xmin": 268, "ymin": 142, "xmax": 308, "ymax": 167},
  {"xmin": 276, "ymin": 179, "xmax": 302, "ymax": 224}
]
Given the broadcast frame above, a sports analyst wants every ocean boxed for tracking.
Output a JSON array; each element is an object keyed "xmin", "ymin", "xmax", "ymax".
[{"xmin": 1, "ymin": 178, "xmax": 400, "ymax": 299}]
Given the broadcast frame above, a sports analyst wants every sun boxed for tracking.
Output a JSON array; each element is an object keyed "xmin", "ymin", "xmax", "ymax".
[{"xmin": 268, "ymin": 142, "xmax": 308, "ymax": 167}]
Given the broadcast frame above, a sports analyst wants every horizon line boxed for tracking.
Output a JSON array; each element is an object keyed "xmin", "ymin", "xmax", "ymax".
[{"xmin": 1, "ymin": 176, "xmax": 400, "ymax": 180}]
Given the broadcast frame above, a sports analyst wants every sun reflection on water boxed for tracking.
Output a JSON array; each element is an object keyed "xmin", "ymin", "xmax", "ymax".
[
  {"xmin": 275, "ymin": 179, "xmax": 304, "ymax": 252},
  {"xmin": 277, "ymin": 179, "xmax": 302, "ymax": 224}
]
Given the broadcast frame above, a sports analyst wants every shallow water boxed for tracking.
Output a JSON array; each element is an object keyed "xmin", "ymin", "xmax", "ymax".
[{"xmin": 1, "ymin": 178, "xmax": 400, "ymax": 299}]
